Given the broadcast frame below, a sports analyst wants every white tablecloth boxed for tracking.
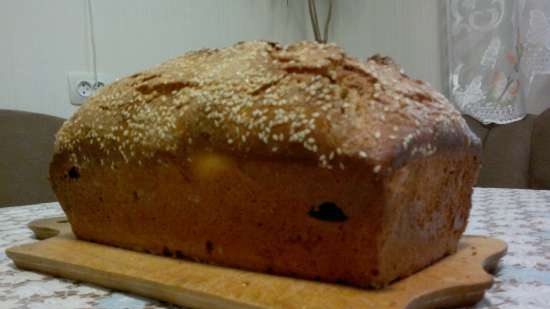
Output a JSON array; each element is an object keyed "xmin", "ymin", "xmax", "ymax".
[{"xmin": 1, "ymin": 188, "xmax": 549, "ymax": 309}]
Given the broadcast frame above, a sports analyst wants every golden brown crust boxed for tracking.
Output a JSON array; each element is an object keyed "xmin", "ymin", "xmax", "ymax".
[
  {"xmin": 50, "ymin": 148, "xmax": 479, "ymax": 288},
  {"xmin": 50, "ymin": 41, "xmax": 482, "ymax": 288},
  {"xmin": 54, "ymin": 41, "xmax": 479, "ymax": 173}
]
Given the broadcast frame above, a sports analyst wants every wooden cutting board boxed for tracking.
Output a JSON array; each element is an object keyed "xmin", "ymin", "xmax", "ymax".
[{"xmin": 6, "ymin": 217, "xmax": 507, "ymax": 309}]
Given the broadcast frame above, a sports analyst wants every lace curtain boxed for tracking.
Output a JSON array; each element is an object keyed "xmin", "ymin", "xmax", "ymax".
[{"xmin": 448, "ymin": 0, "xmax": 550, "ymax": 124}]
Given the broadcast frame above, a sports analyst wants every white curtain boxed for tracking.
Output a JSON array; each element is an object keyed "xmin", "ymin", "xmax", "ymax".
[{"xmin": 448, "ymin": 0, "xmax": 550, "ymax": 124}]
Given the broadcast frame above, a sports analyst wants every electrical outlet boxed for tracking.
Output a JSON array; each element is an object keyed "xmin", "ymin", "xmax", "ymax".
[{"xmin": 67, "ymin": 72, "xmax": 114, "ymax": 105}]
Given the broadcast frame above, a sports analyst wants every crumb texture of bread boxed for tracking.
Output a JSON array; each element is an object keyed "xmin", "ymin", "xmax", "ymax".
[{"xmin": 50, "ymin": 41, "xmax": 481, "ymax": 288}]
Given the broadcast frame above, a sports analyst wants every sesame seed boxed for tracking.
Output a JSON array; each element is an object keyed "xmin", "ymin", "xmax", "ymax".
[{"xmin": 54, "ymin": 41, "xmax": 461, "ymax": 171}]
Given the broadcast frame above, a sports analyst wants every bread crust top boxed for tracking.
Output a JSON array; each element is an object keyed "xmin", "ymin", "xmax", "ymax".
[{"xmin": 54, "ymin": 41, "xmax": 479, "ymax": 173}]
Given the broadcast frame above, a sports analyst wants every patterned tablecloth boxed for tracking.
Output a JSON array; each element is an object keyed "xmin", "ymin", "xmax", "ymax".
[{"xmin": 1, "ymin": 188, "xmax": 549, "ymax": 309}]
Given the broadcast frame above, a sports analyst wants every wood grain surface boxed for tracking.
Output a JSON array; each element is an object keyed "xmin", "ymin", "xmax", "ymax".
[{"xmin": 6, "ymin": 217, "xmax": 507, "ymax": 309}]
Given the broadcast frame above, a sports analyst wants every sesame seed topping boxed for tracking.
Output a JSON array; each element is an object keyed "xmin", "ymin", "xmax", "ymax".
[{"xmin": 53, "ymin": 41, "xmax": 472, "ymax": 170}]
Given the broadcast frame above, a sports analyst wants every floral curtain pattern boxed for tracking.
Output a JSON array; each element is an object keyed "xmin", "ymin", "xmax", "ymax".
[{"xmin": 448, "ymin": 0, "xmax": 550, "ymax": 124}]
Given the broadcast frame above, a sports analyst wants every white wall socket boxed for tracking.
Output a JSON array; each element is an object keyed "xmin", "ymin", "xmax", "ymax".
[{"xmin": 67, "ymin": 72, "xmax": 115, "ymax": 105}]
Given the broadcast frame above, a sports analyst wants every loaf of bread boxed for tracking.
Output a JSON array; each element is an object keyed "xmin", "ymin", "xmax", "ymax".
[{"xmin": 50, "ymin": 41, "xmax": 480, "ymax": 288}]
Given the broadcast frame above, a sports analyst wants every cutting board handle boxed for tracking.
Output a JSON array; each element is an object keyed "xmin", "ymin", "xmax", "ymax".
[{"xmin": 28, "ymin": 216, "xmax": 71, "ymax": 240}]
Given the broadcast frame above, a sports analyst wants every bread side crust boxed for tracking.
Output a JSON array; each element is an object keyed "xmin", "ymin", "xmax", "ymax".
[{"xmin": 50, "ymin": 144, "xmax": 479, "ymax": 287}]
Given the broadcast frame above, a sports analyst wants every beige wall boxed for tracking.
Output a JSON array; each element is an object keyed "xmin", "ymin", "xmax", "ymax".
[
  {"xmin": 331, "ymin": 0, "xmax": 446, "ymax": 93},
  {"xmin": 0, "ymin": 0, "xmax": 308, "ymax": 118},
  {"xmin": 0, "ymin": 0, "xmax": 445, "ymax": 119}
]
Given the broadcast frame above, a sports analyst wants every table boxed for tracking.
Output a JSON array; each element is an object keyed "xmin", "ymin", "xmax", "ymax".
[{"xmin": 1, "ymin": 188, "xmax": 549, "ymax": 309}]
